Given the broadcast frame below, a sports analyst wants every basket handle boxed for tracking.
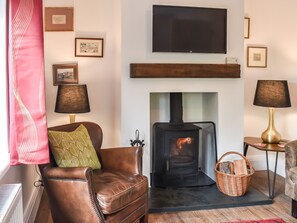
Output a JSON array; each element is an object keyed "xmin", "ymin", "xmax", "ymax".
[{"xmin": 217, "ymin": 151, "xmax": 251, "ymax": 166}]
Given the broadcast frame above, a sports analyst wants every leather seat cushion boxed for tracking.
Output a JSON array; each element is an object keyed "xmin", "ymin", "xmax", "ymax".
[{"xmin": 93, "ymin": 169, "xmax": 148, "ymax": 214}]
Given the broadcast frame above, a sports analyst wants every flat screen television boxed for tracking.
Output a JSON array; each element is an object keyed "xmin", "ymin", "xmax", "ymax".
[{"xmin": 152, "ymin": 5, "xmax": 227, "ymax": 54}]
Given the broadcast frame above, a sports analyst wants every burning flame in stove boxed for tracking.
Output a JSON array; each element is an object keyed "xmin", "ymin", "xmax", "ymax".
[{"xmin": 176, "ymin": 137, "xmax": 192, "ymax": 152}]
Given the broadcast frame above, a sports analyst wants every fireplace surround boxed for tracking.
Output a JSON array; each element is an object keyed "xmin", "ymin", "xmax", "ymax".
[{"xmin": 120, "ymin": 0, "xmax": 246, "ymax": 212}]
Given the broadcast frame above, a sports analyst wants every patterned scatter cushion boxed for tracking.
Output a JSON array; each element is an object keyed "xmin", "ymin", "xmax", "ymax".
[{"xmin": 48, "ymin": 124, "xmax": 101, "ymax": 169}]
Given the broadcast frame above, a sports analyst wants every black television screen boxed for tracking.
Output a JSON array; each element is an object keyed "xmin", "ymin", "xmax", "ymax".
[{"xmin": 153, "ymin": 5, "xmax": 227, "ymax": 54}]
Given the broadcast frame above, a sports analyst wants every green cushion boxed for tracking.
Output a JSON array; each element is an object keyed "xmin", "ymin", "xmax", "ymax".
[{"xmin": 48, "ymin": 124, "xmax": 101, "ymax": 169}]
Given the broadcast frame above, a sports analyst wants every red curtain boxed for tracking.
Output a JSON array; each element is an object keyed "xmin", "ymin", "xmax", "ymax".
[{"xmin": 7, "ymin": 0, "xmax": 49, "ymax": 165}]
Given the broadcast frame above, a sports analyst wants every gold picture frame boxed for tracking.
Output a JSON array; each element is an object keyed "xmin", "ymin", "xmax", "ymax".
[
  {"xmin": 75, "ymin": 38, "xmax": 104, "ymax": 57},
  {"xmin": 44, "ymin": 7, "xmax": 74, "ymax": 31},
  {"xmin": 244, "ymin": 17, "xmax": 250, "ymax": 39},
  {"xmin": 52, "ymin": 63, "xmax": 78, "ymax": 86},
  {"xmin": 247, "ymin": 47, "xmax": 267, "ymax": 68}
]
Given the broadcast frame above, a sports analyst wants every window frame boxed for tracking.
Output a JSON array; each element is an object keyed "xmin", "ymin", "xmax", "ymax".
[{"xmin": 0, "ymin": 0, "xmax": 10, "ymax": 180}]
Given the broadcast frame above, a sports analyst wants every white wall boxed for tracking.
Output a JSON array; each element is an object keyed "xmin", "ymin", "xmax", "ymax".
[
  {"xmin": 244, "ymin": 0, "xmax": 297, "ymax": 176},
  {"xmin": 11, "ymin": 0, "xmax": 294, "ymax": 218},
  {"xmin": 5, "ymin": 0, "xmax": 285, "ymax": 221},
  {"xmin": 44, "ymin": 0, "xmax": 121, "ymax": 148},
  {"xmin": 3, "ymin": 2, "xmax": 293, "ymax": 220},
  {"xmin": 42, "ymin": 0, "xmax": 295, "ymax": 187},
  {"xmin": 121, "ymin": 0, "xmax": 244, "ymax": 181}
]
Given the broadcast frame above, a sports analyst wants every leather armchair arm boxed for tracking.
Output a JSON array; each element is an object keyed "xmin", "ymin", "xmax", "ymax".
[
  {"xmin": 98, "ymin": 146, "xmax": 143, "ymax": 175},
  {"xmin": 41, "ymin": 166, "xmax": 105, "ymax": 223},
  {"xmin": 42, "ymin": 166, "xmax": 91, "ymax": 180}
]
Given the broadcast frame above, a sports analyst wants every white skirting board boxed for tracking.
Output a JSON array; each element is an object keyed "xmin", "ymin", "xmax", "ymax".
[{"xmin": 24, "ymin": 181, "xmax": 43, "ymax": 223}]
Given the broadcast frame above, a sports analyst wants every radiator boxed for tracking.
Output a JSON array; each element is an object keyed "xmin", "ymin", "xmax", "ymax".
[{"xmin": 0, "ymin": 184, "xmax": 23, "ymax": 223}]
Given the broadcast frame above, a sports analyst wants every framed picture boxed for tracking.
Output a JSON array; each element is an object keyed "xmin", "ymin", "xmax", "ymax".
[
  {"xmin": 52, "ymin": 63, "xmax": 78, "ymax": 86},
  {"xmin": 247, "ymin": 47, "xmax": 267, "ymax": 68},
  {"xmin": 75, "ymin": 38, "xmax": 104, "ymax": 57},
  {"xmin": 44, "ymin": 7, "xmax": 74, "ymax": 31},
  {"xmin": 244, "ymin": 17, "xmax": 250, "ymax": 39}
]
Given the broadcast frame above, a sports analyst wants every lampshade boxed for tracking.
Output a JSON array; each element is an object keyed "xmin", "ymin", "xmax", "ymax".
[
  {"xmin": 55, "ymin": 84, "xmax": 90, "ymax": 115},
  {"xmin": 253, "ymin": 80, "xmax": 291, "ymax": 108}
]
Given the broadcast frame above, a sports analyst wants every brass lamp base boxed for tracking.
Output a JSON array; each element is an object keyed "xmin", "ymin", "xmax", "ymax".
[
  {"xmin": 261, "ymin": 129, "xmax": 281, "ymax": 144},
  {"xmin": 69, "ymin": 114, "xmax": 76, "ymax": 123},
  {"xmin": 261, "ymin": 108, "xmax": 281, "ymax": 144}
]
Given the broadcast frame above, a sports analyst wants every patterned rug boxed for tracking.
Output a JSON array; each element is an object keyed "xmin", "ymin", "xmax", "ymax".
[{"xmin": 224, "ymin": 218, "xmax": 286, "ymax": 223}]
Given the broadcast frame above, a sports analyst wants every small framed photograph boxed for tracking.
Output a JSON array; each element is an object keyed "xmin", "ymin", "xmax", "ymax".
[
  {"xmin": 52, "ymin": 63, "xmax": 78, "ymax": 86},
  {"xmin": 247, "ymin": 47, "xmax": 267, "ymax": 68},
  {"xmin": 44, "ymin": 7, "xmax": 74, "ymax": 31},
  {"xmin": 244, "ymin": 17, "xmax": 250, "ymax": 39},
  {"xmin": 75, "ymin": 38, "xmax": 104, "ymax": 57}
]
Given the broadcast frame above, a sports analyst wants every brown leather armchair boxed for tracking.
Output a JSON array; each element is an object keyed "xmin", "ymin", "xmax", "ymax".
[
  {"xmin": 39, "ymin": 122, "xmax": 148, "ymax": 223},
  {"xmin": 285, "ymin": 140, "xmax": 297, "ymax": 218}
]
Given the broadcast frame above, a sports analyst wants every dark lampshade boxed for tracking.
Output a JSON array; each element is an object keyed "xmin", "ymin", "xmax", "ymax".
[
  {"xmin": 55, "ymin": 84, "xmax": 90, "ymax": 114},
  {"xmin": 253, "ymin": 80, "xmax": 291, "ymax": 108}
]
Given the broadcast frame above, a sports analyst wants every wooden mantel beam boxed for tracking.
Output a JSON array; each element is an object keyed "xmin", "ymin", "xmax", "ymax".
[{"xmin": 130, "ymin": 63, "xmax": 241, "ymax": 78}]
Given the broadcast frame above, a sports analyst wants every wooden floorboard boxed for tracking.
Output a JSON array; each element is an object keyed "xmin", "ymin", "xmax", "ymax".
[{"xmin": 34, "ymin": 171, "xmax": 297, "ymax": 223}]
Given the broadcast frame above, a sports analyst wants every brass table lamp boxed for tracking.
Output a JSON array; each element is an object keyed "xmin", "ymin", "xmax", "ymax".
[{"xmin": 253, "ymin": 80, "xmax": 291, "ymax": 144}]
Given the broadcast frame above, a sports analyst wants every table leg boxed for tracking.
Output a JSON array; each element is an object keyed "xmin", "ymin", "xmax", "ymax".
[
  {"xmin": 271, "ymin": 152, "xmax": 279, "ymax": 199},
  {"xmin": 243, "ymin": 143, "xmax": 249, "ymax": 156},
  {"xmin": 265, "ymin": 151, "xmax": 271, "ymax": 198},
  {"xmin": 265, "ymin": 151, "xmax": 279, "ymax": 199}
]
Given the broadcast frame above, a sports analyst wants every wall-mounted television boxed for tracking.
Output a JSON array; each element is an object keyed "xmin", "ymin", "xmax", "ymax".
[{"xmin": 152, "ymin": 5, "xmax": 227, "ymax": 54}]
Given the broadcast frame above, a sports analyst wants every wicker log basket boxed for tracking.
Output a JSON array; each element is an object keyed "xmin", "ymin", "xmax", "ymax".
[{"xmin": 215, "ymin": 151, "xmax": 255, "ymax": 196}]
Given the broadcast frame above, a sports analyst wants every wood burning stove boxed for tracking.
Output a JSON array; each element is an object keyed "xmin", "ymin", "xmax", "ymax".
[{"xmin": 151, "ymin": 93, "xmax": 216, "ymax": 187}]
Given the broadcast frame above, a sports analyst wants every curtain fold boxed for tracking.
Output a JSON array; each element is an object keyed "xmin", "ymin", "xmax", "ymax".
[{"xmin": 8, "ymin": 0, "xmax": 49, "ymax": 165}]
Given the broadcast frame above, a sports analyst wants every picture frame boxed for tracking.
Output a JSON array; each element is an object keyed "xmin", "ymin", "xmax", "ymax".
[
  {"xmin": 44, "ymin": 7, "xmax": 74, "ymax": 31},
  {"xmin": 244, "ymin": 17, "xmax": 250, "ymax": 39},
  {"xmin": 75, "ymin": 38, "xmax": 104, "ymax": 57},
  {"xmin": 52, "ymin": 63, "xmax": 78, "ymax": 86},
  {"xmin": 247, "ymin": 47, "xmax": 267, "ymax": 68}
]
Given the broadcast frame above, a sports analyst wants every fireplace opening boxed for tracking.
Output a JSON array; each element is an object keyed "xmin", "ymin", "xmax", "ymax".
[{"xmin": 151, "ymin": 93, "xmax": 216, "ymax": 188}]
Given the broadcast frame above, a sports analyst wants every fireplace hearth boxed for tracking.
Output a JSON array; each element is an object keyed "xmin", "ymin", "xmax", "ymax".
[{"xmin": 151, "ymin": 93, "xmax": 216, "ymax": 188}]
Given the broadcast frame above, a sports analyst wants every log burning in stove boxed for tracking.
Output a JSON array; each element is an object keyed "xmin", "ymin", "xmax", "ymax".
[{"xmin": 151, "ymin": 93, "xmax": 215, "ymax": 188}]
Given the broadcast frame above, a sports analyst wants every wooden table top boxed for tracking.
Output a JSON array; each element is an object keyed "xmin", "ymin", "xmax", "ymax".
[{"xmin": 244, "ymin": 137, "xmax": 288, "ymax": 153}]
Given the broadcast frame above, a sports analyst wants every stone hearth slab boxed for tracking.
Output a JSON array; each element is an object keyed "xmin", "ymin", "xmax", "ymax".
[{"xmin": 149, "ymin": 184, "xmax": 272, "ymax": 213}]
